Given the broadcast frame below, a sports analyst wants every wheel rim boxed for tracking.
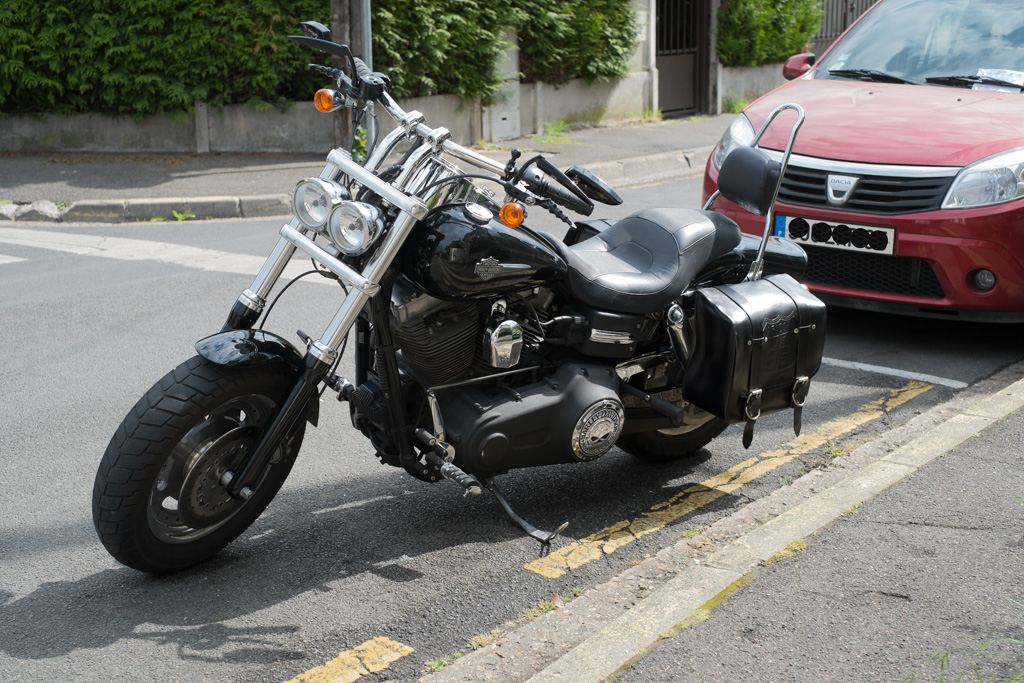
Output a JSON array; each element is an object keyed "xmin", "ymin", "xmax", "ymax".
[{"xmin": 147, "ymin": 394, "xmax": 281, "ymax": 544}]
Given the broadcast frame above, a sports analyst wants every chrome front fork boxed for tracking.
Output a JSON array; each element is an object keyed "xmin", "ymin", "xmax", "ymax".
[
  {"xmin": 222, "ymin": 153, "xmax": 427, "ymax": 498},
  {"xmin": 223, "ymin": 152, "xmax": 427, "ymax": 366}
]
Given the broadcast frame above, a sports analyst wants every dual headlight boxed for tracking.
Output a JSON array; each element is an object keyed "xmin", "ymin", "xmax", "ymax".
[
  {"xmin": 291, "ymin": 178, "xmax": 384, "ymax": 255},
  {"xmin": 942, "ymin": 147, "xmax": 1024, "ymax": 209}
]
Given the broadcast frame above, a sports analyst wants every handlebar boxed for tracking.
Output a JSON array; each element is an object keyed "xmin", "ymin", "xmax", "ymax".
[{"xmin": 294, "ymin": 32, "xmax": 597, "ymax": 217}]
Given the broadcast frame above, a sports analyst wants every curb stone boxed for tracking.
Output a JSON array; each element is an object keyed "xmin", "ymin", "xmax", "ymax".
[
  {"xmin": 419, "ymin": 361, "xmax": 1024, "ymax": 683},
  {"xmin": 28, "ymin": 194, "xmax": 291, "ymax": 224},
  {"xmin": 17, "ymin": 147, "xmax": 710, "ymax": 224}
]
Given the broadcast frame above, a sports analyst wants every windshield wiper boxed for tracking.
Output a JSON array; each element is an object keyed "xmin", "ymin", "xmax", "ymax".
[
  {"xmin": 827, "ymin": 68, "xmax": 919, "ymax": 85},
  {"xmin": 925, "ymin": 74, "xmax": 1023, "ymax": 90}
]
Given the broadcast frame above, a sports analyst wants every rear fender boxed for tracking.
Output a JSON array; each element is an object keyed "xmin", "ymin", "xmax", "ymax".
[
  {"xmin": 195, "ymin": 329, "xmax": 320, "ymax": 426},
  {"xmin": 694, "ymin": 234, "xmax": 808, "ymax": 287}
]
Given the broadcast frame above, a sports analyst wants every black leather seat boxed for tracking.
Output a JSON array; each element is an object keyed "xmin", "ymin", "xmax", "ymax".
[{"xmin": 549, "ymin": 207, "xmax": 741, "ymax": 314}]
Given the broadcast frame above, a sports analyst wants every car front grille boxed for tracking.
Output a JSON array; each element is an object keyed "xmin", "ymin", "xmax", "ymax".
[
  {"xmin": 778, "ymin": 166, "xmax": 955, "ymax": 215},
  {"xmin": 803, "ymin": 245, "xmax": 945, "ymax": 299}
]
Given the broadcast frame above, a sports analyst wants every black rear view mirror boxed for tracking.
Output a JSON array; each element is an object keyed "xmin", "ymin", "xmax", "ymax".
[{"xmin": 565, "ymin": 166, "xmax": 623, "ymax": 206}]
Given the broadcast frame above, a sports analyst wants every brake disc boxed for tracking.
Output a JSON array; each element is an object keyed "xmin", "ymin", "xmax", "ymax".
[{"xmin": 177, "ymin": 426, "xmax": 259, "ymax": 529}]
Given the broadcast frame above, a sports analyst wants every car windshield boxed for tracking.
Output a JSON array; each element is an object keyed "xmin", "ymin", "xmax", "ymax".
[{"xmin": 816, "ymin": 0, "xmax": 1024, "ymax": 89}]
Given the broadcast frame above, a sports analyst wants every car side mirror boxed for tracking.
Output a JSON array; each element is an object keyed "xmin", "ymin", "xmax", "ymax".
[{"xmin": 783, "ymin": 53, "xmax": 816, "ymax": 80}]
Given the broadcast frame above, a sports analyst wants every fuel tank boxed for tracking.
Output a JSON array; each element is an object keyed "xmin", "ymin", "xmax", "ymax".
[{"xmin": 399, "ymin": 204, "xmax": 568, "ymax": 300}]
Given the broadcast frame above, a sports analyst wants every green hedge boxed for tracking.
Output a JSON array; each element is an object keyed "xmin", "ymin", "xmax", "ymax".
[
  {"xmin": 717, "ymin": 0, "xmax": 822, "ymax": 67},
  {"xmin": 0, "ymin": 0, "xmax": 639, "ymax": 117},
  {"xmin": 0, "ymin": 0, "xmax": 328, "ymax": 116},
  {"xmin": 513, "ymin": 0, "xmax": 640, "ymax": 85}
]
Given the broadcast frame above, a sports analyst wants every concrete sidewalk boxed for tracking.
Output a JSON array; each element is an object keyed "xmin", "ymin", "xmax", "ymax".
[
  {"xmin": 421, "ymin": 362, "xmax": 1024, "ymax": 682},
  {"xmin": 0, "ymin": 115, "xmax": 733, "ymax": 223}
]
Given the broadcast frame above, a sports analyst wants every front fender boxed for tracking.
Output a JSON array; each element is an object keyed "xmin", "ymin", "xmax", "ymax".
[{"xmin": 195, "ymin": 329, "xmax": 320, "ymax": 426}]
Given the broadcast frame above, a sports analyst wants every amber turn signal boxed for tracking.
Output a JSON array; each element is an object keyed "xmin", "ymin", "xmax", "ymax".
[
  {"xmin": 499, "ymin": 202, "xmax": 524, "ymax": 228},
  {"xmin": 314, "ymin": 89, "xmax": 336, "ymax": 113}
]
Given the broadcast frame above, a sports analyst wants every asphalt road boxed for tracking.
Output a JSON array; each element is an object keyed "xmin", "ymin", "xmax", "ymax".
[{"xmin": 2, "ymin": 177, "xmax": 1023, "ymax": 682}]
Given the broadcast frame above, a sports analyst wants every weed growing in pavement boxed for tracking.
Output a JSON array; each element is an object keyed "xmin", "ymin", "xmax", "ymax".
[
  {"xmin": 766, "ymin": 539, "xmax": 807, "ymax": 564},
  {"xmin": 425, "ymin": 656, "xmax": 452, "ymax": 672},
  {"xmin": 536, "ymin": 119, "xmax": 573, "ymax": 144},
  {"xmin": 680, "ymin": 525, "xmax": 707, "ymax": 539},
  {"xmin": 172, "ymin": 209, "xmax": 195, "ymax": 222},
  {"xmin": 642, "ymin": 108, "xmax": 663, "ymax": 123},
  {"xmin": 900, "ymin": 598, "xmax": 1024, "ymax": 682},
  {"xmin": 723, "ymin": 95, "xmax": 751, "ymax": 113}
]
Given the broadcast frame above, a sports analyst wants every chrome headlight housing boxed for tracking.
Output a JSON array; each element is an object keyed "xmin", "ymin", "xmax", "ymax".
[
  {"xmin": 712, "ymin": 114, "xmax": 756, "ymax": 169},
  {"xmin": 327, "ymin": 201, "xmax": 384, "ymax": 255},
  {"xmin": 942, "ymin": 147, "xmax": 1024, "ymax": 209},
  {"xmin": 292, "ymin": 178, "xmax": 349, "ymax": 231}
]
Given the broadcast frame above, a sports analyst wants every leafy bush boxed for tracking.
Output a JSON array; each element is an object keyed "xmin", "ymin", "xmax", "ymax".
[
  {"xmin": 513, "ymin": 0, "xmax": 640, "ymax": 85},
  {"xmin": 0, "ymin": 0, "xmax": 640, "ymax": 116},
  {"xmin": 372, "ymin": 0, "xmax": 514, "ymax": 101},
  {"xmin": 717, "ymin": 0, "xmax": 822, "ymax": 67},
  {"xmin": 0, "ymin": 0, "xmax": 328, "ymax": 117}
]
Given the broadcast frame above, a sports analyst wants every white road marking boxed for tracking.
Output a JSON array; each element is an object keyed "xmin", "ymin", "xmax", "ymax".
[
  {"xmin": 822, "ymin": 356, "xmax": 968, "ymax": 389},
  {"xmin": 0, "ymin": 227, "xmax": 331, "ymax": 285},
  {"xmin": 0, "ymin": 253, "xmax": 27, "ymax": 265}
]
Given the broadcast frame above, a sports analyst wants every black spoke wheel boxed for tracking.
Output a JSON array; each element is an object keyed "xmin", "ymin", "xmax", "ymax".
[{"xmin": 93, "ymin": 356, "xmax": 308, "ymax": 573}]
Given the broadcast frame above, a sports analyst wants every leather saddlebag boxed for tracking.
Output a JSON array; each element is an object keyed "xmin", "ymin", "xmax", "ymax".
[{"xmin": 683, "ymin": 274, "xmax": 826, "ymax": 448}]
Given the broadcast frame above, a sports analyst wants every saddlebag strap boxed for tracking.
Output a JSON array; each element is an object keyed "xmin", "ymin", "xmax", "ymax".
[
  {"xmin": 742, "ymin": 336, "xmax": 765, "ymax": 449},
  {"xmin": 792, "ymin": 376, "xmax": 810, "ymax": 437}
]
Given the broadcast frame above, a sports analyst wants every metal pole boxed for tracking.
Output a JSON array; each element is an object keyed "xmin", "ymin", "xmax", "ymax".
[{"xmin": 360, "ymin": 0, "xmax": 376, "ymax": 145}]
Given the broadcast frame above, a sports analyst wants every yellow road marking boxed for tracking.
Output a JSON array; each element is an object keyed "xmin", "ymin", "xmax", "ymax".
[
  {"xmin": 526, "ymin": 381, "xmax": 933, "ymax": 578},
  {"xmin": 284, "ymin": 637, "xmax": 414, "ymax": 683}
]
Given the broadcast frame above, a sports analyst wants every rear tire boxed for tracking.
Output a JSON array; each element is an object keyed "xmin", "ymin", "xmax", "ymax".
[
  {"xmin": 617, "ymin": 418, "xmax": 728, "ymax": 461},
  {"xmin": 92, "ymin": 356, "xmax": 307, "ymax": 573}
]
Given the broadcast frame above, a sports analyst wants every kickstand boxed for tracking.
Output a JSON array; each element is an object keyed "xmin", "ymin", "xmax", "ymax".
[{"xmin": 484, "ymin": 478, "xmax": 569, "ymax": 557}]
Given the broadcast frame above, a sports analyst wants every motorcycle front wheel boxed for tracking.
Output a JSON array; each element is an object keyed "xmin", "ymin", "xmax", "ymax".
[{"xmin": 92, "ymin": 355, "xmax": 308, "ymax": 573}]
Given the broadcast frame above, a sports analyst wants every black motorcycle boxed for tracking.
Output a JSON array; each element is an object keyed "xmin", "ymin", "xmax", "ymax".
[{"xmin": 92, "ymin": 22, "xmax": 826, "ymax": 572}]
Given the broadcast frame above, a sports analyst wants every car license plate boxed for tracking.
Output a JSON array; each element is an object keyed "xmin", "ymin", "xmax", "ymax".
[{"xmin": 773, "ymin": 215, "xmax": 895, "ymax": 255}]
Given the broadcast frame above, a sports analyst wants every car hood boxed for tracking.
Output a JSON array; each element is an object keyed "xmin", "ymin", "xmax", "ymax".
[{"xmin": 745, "ymin": 78, "xmax": 1024, "ymax": 167}]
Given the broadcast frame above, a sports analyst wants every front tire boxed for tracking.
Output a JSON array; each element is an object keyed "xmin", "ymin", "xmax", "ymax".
[{"xmin": 92, "ymin": 356, "xmax": 308, "ymax": 573}]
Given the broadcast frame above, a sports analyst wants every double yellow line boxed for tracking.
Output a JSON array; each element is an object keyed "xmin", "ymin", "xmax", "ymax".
[
  {"xmin": 284, "ymin": 637, "xmax": 413, "ymax": 683},
  {"xmin": 281, "ymin": 382, "xmax": 932, "ymax": 683},
  {"xmin": 525, "ymin": 381, "xmax": 932, "ymax": 578}
]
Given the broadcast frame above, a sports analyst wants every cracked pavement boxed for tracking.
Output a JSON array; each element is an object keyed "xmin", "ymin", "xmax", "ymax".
[{"xmin": 615, "ymin": 408, "xmax": 1024, "ymax": 683}]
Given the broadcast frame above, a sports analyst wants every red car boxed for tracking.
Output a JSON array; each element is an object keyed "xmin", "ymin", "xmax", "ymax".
[{"xmin": 703, "ymin": 0, "xmax": 1024, "ymax": 321}]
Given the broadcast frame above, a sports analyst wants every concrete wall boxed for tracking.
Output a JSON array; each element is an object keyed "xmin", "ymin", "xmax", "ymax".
[
  {"xmin": 0, "ymin": 4, "xmax": 657, "ymax": 153},
  {"xmin": 0, "ymin": 79, "xmax": 652, "ymax": 154},
  {"xmin": 720, "ymin": 63, "xmax": 788, "ymax": 104}
]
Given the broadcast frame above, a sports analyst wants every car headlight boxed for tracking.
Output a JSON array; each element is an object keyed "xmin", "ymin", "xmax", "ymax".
[
  {"xmin": 327, "ymin": 201, "xmax": 384, "ymax": 255},
  {"xmin": 713, "ymin": 114, "xmax": 756, "ymax": 169},
  {"xmin": 942, "ymin": 147, "xmax": 1024, "ymax": 209},
  {"xmin": 292, "ymin": 178, "xmax": 349, "ymax": 231}
]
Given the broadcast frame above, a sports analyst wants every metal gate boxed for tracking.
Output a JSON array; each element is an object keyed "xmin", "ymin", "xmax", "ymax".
[
  {"xmin": 656, "ymin": 0, "xmax": 709, "ymax": 117},
  {"xmin": 810, "ymin": 0, "xmax": 879, "ymax": 54}
]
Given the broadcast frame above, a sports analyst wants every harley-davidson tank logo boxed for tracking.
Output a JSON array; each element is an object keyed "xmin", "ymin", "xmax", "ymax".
[{"xmin": 473, "ymin": 257, "xmax": 530, "ymax": 281}]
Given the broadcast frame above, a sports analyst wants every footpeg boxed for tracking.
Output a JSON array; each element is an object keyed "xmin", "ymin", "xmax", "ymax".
[
  {"xmin": 415, "ymin": 429, "xmax": 481, "ymax": 495},
  {"xmin": 485, "ymin": 478, "xmax": 568, "ymax": 557}
]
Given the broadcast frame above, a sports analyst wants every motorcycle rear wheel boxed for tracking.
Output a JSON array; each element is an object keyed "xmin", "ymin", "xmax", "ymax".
[
  {"xmin": 92, "ymin": 355, "xmax": 307, "ymax": 573},
  {"xmin": 616, "ymin": 418, "xmax": 728, "ymax": 461}
]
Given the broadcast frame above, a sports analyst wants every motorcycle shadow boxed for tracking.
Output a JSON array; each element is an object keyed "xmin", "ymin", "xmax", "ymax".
[{"xmin": 0, "ymin": 447, "xmax": 722, "ymax": 663}]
